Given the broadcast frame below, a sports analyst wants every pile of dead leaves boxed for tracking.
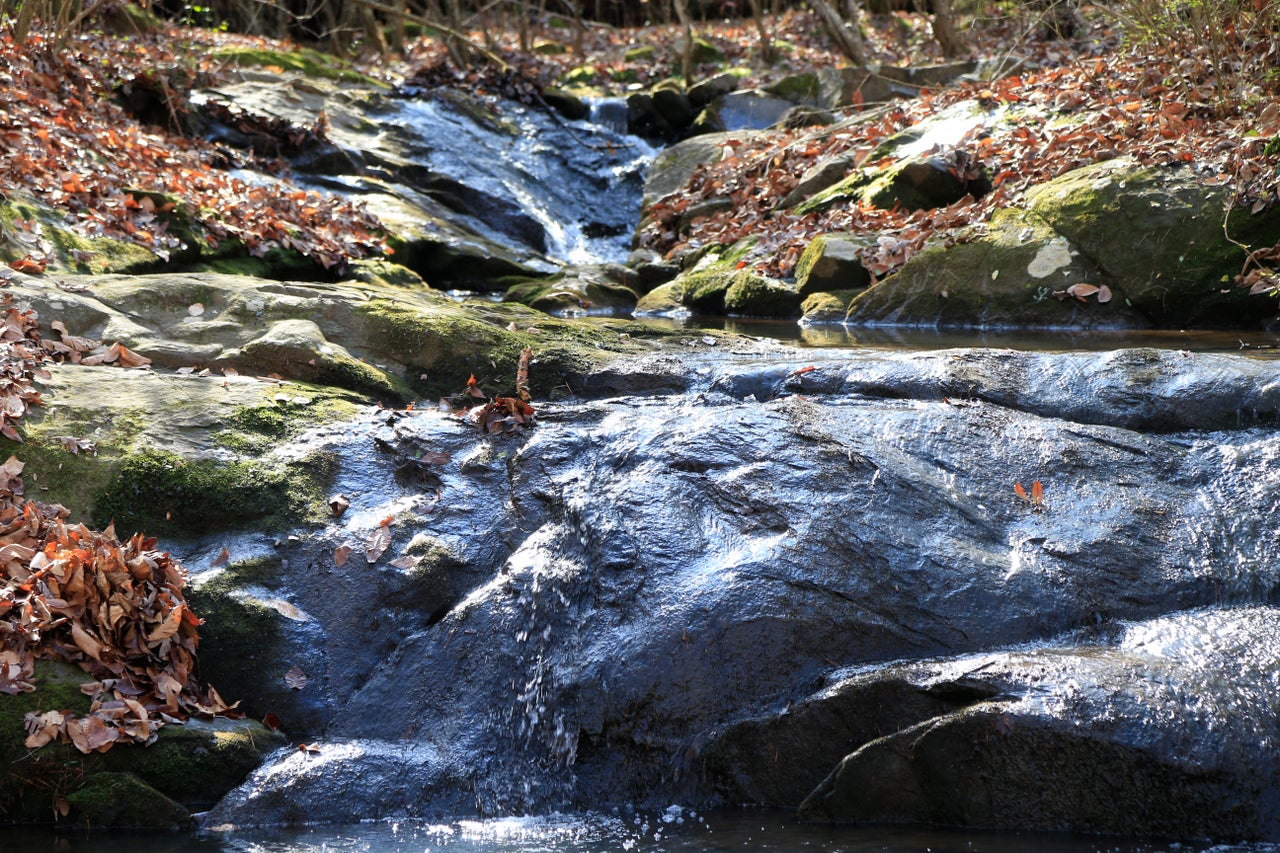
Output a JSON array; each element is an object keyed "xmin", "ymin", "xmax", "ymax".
[
  {"xmin": 0, "ymin": 294, "xmax": 231, "ymax": 754},
  {"xmin": 6, "ymin": 505, "xmax": 234, "ymax": 754},
  {"xmin": 456, "ymin": 346, "xmax": 536, "ymax": 435},
  {"xmin": 0, "ymin": 28, "xmax": 388, "ymax": 272}
]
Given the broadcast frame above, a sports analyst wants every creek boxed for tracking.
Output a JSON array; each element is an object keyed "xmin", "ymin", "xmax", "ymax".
[
  {"xmin": 189, "ymin": 89, "xmax": 1280, "ymax": 848},
  {"xmin": 18, "ymin": 86, "xmax": 1280, "ymax": 850}
]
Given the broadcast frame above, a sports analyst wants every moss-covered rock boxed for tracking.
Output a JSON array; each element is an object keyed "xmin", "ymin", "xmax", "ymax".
[
  {"xmin": 795, "ymin": 232, "xmax": 873, "ymax": 296},
  {"xmin": 184, "ymin": 582, "xmax": 291, "ymax": 725},
  {"xmin": 4, "ymin": 361, "xmax": 368, "ymax": 523},
  {"xmin": 862, "ymin": 154, "xmax": 989, "ymax": 212},
  {"xmin": 1026, "ymin": 157, "xmax": 1280, "ymax": 326},
  {"xmin": 93, "ymin": 449, "xmax": 336, "ymax": 538},
  {"xmin": 0, "ymin": 660, "xmax": 281, "ymax": 827},
  {"xmin": 210, "ymin": 46, "xmax": 381, "ymax": 85},
  {"xmin": 801, "ymin": 289, "xmax": 861, "ymax": 323},
  {"xmin": 503, "ymin": 265, "xmax": 640, "ymax": 315},
  {"xmin": 633, "ymin": 280, "xmax": 689, "ymax": 315},
  {"xmin": 844, "ymin": 209, "xmax": 1149, "ymax": 329},
  {"xmin": 0, "ymin": 196, "xmax": 162, "ymax": 275},
  {"xmin": 724, "ymin": 270, "xmax": 801, "ymax": 317}
]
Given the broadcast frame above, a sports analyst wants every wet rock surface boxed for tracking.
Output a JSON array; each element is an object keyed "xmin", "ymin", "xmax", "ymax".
[{"xmin": 197, "ymin": 345, "xmax": 1280, "ymax": 842}]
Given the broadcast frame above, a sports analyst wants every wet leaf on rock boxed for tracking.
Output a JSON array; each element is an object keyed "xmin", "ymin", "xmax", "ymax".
[
  {"xmin": 334, "ymin": 544, "xmax": 353, "ymax": 568},
  {"xmin": 284, "ymin": 665, "xmax": 308, "ymax": 690},
  {"xmin": 364, "ymin": 525, "xmax": 391, "ymax": 563}
]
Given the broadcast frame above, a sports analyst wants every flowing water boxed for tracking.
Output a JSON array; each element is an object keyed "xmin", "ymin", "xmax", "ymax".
[
  {"xmin": 10, "ymin": 810, "xmax": 1279, "ymax": 852},
  {"xmin": 18, "ymin": 92, "xmax": 1280, "ymax": 853}
]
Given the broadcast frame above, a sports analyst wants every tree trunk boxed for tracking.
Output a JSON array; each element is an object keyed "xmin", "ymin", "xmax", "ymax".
[
  {"xmin": 672, "ymin": 0, "xmax": 695, "ymax": 85},
  {"xmin": 746, "ymin": 0, "xmax": 775, "ymax": 64},
  {"xmin": 808, "ymin": 0, "xmax": 868, "ymax": 66},
  {"xmin": 931, "ymin": 0, "xmax": 967, "ymax": 57}
]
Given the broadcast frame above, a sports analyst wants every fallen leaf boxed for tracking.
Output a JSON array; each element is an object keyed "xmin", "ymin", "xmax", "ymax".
[
  {"xmin": 188, "ymin": 303, "xmax": 205, "ymax": 316},
  {"xmin": 328, "ymin": 494, "xmax": 350, "ymax": 517},
  {"xmin": 365, "ymin": 525, "xmax": 391, "ymax": 563},
  {"xmin": 284, "ymin": 665, "xmax": 308, "ymax": 690},
  {"xmin": 211, "ymin": 546, "xmax": 230, "ymax": 568},
  {"xmin": 334, "ymin": 544, "xmax": 353, "ymax": 568}
]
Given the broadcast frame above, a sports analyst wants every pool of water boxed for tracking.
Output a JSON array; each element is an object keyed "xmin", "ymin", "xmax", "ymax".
[
  {"xmin": 634, "ymin": 316, "xmax": 1280, "ymax": 354},
  {"xmin": 9, "ymin": 809, "xmax": 1278, "ymax": 853}
]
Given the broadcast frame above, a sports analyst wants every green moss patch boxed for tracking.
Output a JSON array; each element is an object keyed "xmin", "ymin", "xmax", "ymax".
[
  {"xmin": 211, "ymin": 46, "xmax": 379, "ymax": 85},
  {"xmin": 0, "ymin": 197, "xmax": 161, "ymax": 275},
  {"xmin": 93, "ymin": 449, "xmax": 336, "ymax": 538}
]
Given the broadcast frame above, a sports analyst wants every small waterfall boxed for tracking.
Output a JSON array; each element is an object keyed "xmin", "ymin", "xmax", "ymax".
[{"xmin": 481, "ymin": 526, "xmax": 587, "ymax": 813}]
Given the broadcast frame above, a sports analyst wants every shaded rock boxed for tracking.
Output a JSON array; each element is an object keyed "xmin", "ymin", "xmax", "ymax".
[
  {"xmin": 794, "ymin": 608, "xmax": 1280, "ymax": 840},
  {"xmin": 0, "ymin": 660, "xmax": 281, "ymax": 828},
  {"xmin": 844, "ymin": 209, "xmax": 1148, "ymax": 328},
  {"xmin": 626, "ymin": 92, "xmax": 674, "ymax": 139},
  {"xmin": 67, "ymin": 773, "xmax": 193, "ymax": 830},
  {"xmin": 626, "ymin": 247, "xmax": 680, "ymax": 291},
  {"xmin": 688, "ymin": 71, "xmax": 741, "ymax": 107},
  {"xmin": 794, "ymin": 233, "xmax": 873, "ymax": 296},
  {"xmin": 689, "ymin": 105, "xmax": 727, "ymax": 135},
  {"xmin": 1026, "ymin": 157, "xmax": 1280, "ymax": 326},
  {"xmin": 652, "ymin": 88, "xmax": 696, "ymax": 129}
]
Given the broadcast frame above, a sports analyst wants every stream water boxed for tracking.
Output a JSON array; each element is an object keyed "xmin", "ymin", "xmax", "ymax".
[
  {"xmin": 16, "ymin": 91, "xmax": 1280, "ymax": 852},
  {"xmin": 11, "ymin": 809, "xmax": 1280, "ymax": 852}
]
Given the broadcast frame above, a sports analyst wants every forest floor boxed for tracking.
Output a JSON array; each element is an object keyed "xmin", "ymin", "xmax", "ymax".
[{"xmin": 0, "ymin": 5, "xmax": 1278, "ymax": 286}]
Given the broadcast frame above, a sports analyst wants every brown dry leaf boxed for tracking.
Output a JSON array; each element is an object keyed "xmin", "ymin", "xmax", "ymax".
[
  {"xmin": 71, "ymin": 623, "xmax": 104, "ymax": 661},
  {"xmin": 113, "ymin": 343, "xmax": 151, "ymax": 368},
  {"xmin": 388, "ymin": 556, "xmax": 418, "ymax": 570},
  {"xmin": 365, "ymin": 525, "xmax": 391, "ymax": 563},
  {"xmin": 334, "ymin": 544, "xmax": 353, "ymax": 568},
  {"xmin": 1096, "ymin": 285, "xmax": 1113, "ymax": 303},
  {"xmin": 328, "ymin": 494, "xmax": 350, "ymax": 517},
  {"xmin": 284, "ymin": 665, "xmax": 308, "ymax": 690},
  {"xmin": 211, "ymin": 546, "xmax": 231, "ymax": 568},
  {"xmin": 146, "ymin": 605, "xmax": 183, "ymax": 644},
  {"xmin": 1065, "ymin": 283, "xmax": 1100, "ymax": 301}
]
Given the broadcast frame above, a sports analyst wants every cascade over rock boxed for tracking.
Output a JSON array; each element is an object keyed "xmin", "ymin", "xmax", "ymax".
[{"xmin": 194, "ymin": 345, "xmax": 1280, "ymax": 842}]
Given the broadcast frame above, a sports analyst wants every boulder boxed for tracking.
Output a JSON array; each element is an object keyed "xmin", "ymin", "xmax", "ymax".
[
  {"xmin": 0, "ymin": 660, "xmax": 281, "ymax": 828},
  {"xmin": 794, "ymin": 233, "xmax": 873, "ymax": 296},
  {"xmin": 844, "ymin": 209, "xmax": 1148, "ymax": 328},
  {"xmin": 201, "ymin": 346, "xmax": 1280, "ymax": 841},
  {"xmin": 793, "ymin": 608, "xmax": 1280, "ymax": 840},
  {"xmin": 1026, "ymin": 157, "xmax": 1280, "ymax": 326}
]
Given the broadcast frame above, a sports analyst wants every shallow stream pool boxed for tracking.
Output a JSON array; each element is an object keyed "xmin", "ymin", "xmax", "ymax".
[{"xmin": 8, "ymin": 809, "xmax": 1279, "ymax": 853}]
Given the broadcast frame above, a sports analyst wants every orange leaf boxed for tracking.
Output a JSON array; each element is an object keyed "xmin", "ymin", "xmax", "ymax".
[{"xmin": 1014, "ymin": 482, "xmax": 1029, "ymax": 501}]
